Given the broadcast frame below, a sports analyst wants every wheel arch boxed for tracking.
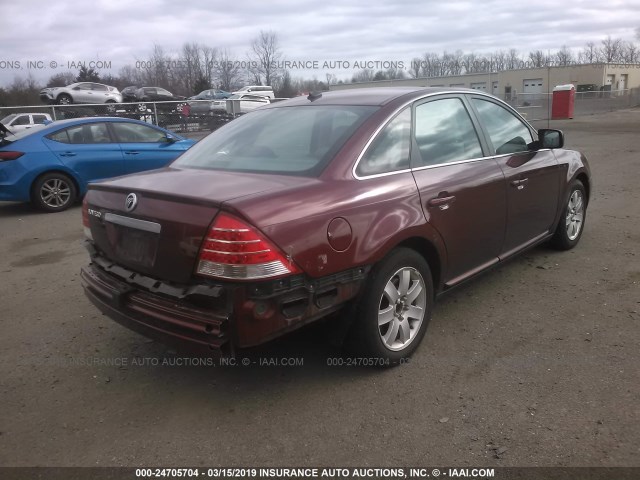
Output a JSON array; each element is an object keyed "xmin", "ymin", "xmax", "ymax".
[
  {"xmin": 30, "ymin": 169, "xmax": 82, "ymax": 201},
  {"xmin": 395, "ymin": 237, "xmax": 442, "ymax": 294},
  {"xmin": 575, "ymin": 171, "xmax": 590, "ymax": 206}
]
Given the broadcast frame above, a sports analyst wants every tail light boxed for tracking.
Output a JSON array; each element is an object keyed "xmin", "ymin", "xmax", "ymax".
[
  {"xmin": 82, "ymin": 197, "xmax": 93, "ymax": 240},
  {"xmin": 196, "ymin": 213, "xmax": 300, "ymax": 281},
  {"xmin": 0, "ymin": 151, "xmax": 24, "ymax": 161}
]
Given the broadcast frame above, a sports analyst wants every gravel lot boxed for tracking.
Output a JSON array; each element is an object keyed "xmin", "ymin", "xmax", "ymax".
[{"xmin": 0, "ymin": 109, "xmax": 638, "ymax": 468}]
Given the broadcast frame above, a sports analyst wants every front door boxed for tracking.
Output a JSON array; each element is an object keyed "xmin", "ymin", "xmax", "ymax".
[{"xmin": 469, "ymin": 96, "xmax": 561, "ymax": 256}]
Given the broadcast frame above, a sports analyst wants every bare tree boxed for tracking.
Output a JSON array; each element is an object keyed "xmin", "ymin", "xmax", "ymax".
[
  {"xmin": 599, "ymin": 36, "xmax": 623, "ymax": 62},
  {"xmin": 579, "ymin": 42, "xmax": 597, "ymax": 63},
  {"xmin": 555, "ymin": 45, "xmax": 574, "ymax": 66},
  {"xmin": 249, "ymin": 30, "xmax": 282, "ymax": 86},
  {"xmin": 408, "ymin": 57, "xmax": 422, "ymax": 78},
  {"xmin": 214, "ymin": 49, "xmax": 242, "ymax": 91},
  {"xmin": 622, "ymin": 41, "xmax": 639, "ymax": 63},
  {"xmin": 528, "ymin": 50, "xmax": 548, "ymax": 68},
  {"xmin": 178, "ymin": 43, "xmax": 218, "ymax": 94},
  {"xmin": 139, "ymin": 44, "xmax": 172, "ymax": 90},
  {"xmin": 351, "ymin": 69, "xmax": 375, "ymax": 83},
  {"xmin": 118, "ymin": 65, "xmax": 143, "ymax": 87},
  {"xmin": 506, "ymin": 49, "xmax": 521, "ymax": 70}
]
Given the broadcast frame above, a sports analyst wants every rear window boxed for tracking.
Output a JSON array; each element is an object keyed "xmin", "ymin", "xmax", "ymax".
[{"xmin": 173, "ymin": 105, "xmax": 377, "ymax": 176}]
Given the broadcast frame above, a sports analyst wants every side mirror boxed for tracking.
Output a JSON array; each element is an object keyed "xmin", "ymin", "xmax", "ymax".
[
  {"xmin": 539, "ymin": 129, "xmax": 564, "ymax": 149},
  {"xmin": 164, "ymin": 134, "xmax": 177, "ymax": 143}
]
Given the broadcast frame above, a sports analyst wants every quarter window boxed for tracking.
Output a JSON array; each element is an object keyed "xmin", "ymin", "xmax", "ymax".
[
  {"xmin": 472, "ymin": 98, "xmax": 533, "ymax": 155},
  {"xmin": 413, "ymin": 98, "xmax": 483, "ymax": 167},
  {"xmin": 356, "ymin": 108, "xmax": 411, "ymax": 176}
]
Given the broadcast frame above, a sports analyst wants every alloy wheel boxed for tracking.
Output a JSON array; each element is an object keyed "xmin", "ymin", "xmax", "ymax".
[
  {"xmin": 40, "ymin": 178, "xmax": 71, "ymax": 208},
  {"xmin": 377, "ymin": 267, "xmax": 427, "ymax": 351},
  {"xmin": 566, "ymin": 189, "xmax": 584, "ymax": 241}
]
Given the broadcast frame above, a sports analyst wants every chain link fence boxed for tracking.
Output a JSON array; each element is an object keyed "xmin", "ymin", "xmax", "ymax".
[
  {"xmin": 502, "ymin": 88, "xmax": 640, "ymax": 121},
  {"xmin": 2, "ymin": 90, "xmax": 639, "ymax": 133},
  {"xmin": 0, "ymin": 100, "xmax": 239, "ymax": 134}
]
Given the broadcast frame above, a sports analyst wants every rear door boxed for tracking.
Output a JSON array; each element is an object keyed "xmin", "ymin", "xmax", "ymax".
[
  {"xmin": 469, "ymin": 96, "xmax": 561, "ymax": 256},
  {"xmin": 44, "ymin": 122, "xmax": 125, "ymax": 182},
  {"xmin": 109, "ymin": 121, "xmax": 183, "ymax": 174},
  {"xmin": 410, "ymin": 95, "xmax": 507, "ymax": 285}
]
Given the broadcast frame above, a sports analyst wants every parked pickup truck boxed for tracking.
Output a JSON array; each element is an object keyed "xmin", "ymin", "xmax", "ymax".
[{"xmin": 0, "ymin": 112, "xmax": 53, "ymax": 133}]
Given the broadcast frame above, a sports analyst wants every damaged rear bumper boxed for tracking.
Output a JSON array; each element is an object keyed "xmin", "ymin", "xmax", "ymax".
[{"xmin": 81, "ymin": 245, "xmax": 368, "ymax": 356}]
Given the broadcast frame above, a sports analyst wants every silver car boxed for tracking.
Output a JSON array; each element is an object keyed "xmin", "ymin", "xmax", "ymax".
[{"xmin": 39, "ymin": 82, "xmax": 122, "ymax": 107}]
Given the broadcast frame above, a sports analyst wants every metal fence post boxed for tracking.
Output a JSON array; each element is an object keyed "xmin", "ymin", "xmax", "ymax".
[
  {"xmin": 51, "ymin": 106, "xmax": 57, "ymax": 121},
  {"xmin": 153, "ymin": 102, "xmax": 158, "ymax": 126}
]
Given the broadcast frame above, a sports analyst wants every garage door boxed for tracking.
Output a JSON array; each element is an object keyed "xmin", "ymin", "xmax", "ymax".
[{"xmin": 523, "ymin": 79, "xmax": 543, "ymax": 94}]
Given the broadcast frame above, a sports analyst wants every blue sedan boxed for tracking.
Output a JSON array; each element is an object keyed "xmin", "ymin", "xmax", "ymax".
[{"xmin": 0, "ymin": 117, "xmax": 196, "ymax": 212}]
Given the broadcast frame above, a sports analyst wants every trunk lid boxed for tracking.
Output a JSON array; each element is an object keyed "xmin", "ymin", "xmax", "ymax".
[{"xmin": 85, "ymin": 167, "xmax": 314, "ymax": 283}]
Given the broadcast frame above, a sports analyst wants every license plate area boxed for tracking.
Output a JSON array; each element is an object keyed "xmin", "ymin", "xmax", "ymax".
[{"xmin": 104, "ymin": 213, "xmax": 161, "ymax": 268}]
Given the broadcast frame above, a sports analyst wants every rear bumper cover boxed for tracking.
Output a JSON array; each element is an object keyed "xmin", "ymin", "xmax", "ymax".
[
  {"xmin": 81, "ymin": 246, "xmax": 368, "ymax": 355},
  {"xmin": 81, "ymin": 263, "xmax": 232, "ymax": 356}
]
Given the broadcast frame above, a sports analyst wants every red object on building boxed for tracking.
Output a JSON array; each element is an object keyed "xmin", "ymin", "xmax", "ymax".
[{"xmin": 552, "ymin": 84, "xmax": 575, "ymax": 119}]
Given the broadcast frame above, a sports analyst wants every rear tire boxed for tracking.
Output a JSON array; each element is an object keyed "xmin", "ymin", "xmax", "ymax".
[
  {"xmin": 550, "ymin": 179, "xmax": 586, "ymax": 250},
  {"xmin": 104, "ymin": 101, "xmax": 117, "ymax": 114},
  {"xmin": 32, "ymin": 172, "xmax": 77, "ymax": 212},
  {"xmin": 346, "ymin": 248, "xmax": 433, "ymax": 366}
]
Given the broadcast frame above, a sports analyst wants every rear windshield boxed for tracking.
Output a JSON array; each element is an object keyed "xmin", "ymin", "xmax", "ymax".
[{"xmin": 172, "ymin": 105, "xmax": 377, "ymax": 176}]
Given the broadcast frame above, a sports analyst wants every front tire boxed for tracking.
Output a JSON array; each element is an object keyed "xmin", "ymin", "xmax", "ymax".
[
  {"xmin": 56, "ymin": 93, "xmax": 72, "ymax": 105},
  {"xmin": 32, "ymin": 172, "xmax": 77, "ymax": 212},
  {"xmin": 347, "ymin": 248, "xmax": 433, "ymax": 366},
  {"xmin": 551, "ymin": 179, "xmax": 586, "ymax": 250}
]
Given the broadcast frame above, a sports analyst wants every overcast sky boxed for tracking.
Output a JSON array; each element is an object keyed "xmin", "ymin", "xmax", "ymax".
[{"xmin": 1, "ymin": 0, "xmax": 639, "ymax": 86}]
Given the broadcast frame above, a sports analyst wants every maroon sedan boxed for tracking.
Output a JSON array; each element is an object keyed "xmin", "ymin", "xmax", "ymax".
[{"xmin": 81, "ymin": 87, "xmax": 591, "ymax": 364}]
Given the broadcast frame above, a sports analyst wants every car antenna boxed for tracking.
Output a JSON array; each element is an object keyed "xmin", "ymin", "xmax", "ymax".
[{"xmin": 307, "ymin": 91, "xmax": 322, "ymax": 102}]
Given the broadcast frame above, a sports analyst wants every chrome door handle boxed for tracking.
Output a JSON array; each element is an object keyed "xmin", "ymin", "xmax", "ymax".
[
  {"xmin": 510, "ymin": 178, "xmax": 528, "ymax": 190},
  {"xmin": 428, "ymin": 195, "xmax": 456, "ymax": 210}
]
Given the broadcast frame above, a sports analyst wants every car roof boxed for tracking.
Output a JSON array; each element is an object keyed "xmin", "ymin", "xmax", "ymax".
[{"xmin": 267, "ymin": 87, "xmax": 477, "ymax": 107}]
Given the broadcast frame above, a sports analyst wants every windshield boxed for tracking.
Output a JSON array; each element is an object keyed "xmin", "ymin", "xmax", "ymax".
[
  {"xmin": 173, "ymin": 105, "xmax": 377, "ymax": 176},
  {"xmin": 1, "ymin": 114, "xmax": 17, "ymax": 124}
]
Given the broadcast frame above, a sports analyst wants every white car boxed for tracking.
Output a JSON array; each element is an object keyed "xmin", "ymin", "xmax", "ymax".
[
  {"xmin": 232, "ymin": 85, "xmax": 274, "ymax": 98},
  {"xmin": 0, "ymin": 113, "xmax": 52, "ymax": 133},
  {"xmin": 39, "ymin": 82, "xmax": 122, "ymax": 107},
  {"xmin": 210, "ymin": 94, "xmax": 271, "ymax": 114}
]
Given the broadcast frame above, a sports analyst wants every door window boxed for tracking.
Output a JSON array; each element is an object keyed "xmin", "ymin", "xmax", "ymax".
[
  {"xmin": 413, "ymin": 98, "xmax": 483, "ymax": 167},
  {"xmin": 13, "ymin": 115, "xmax": 31, "ymax": 126},
  {"xmin": 472, "ymin": 98, "xmax": 533, "ymax": 155},
  {"xmin": 112, "ymin": 122, "xmax": 166, "ymax": 143}
]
